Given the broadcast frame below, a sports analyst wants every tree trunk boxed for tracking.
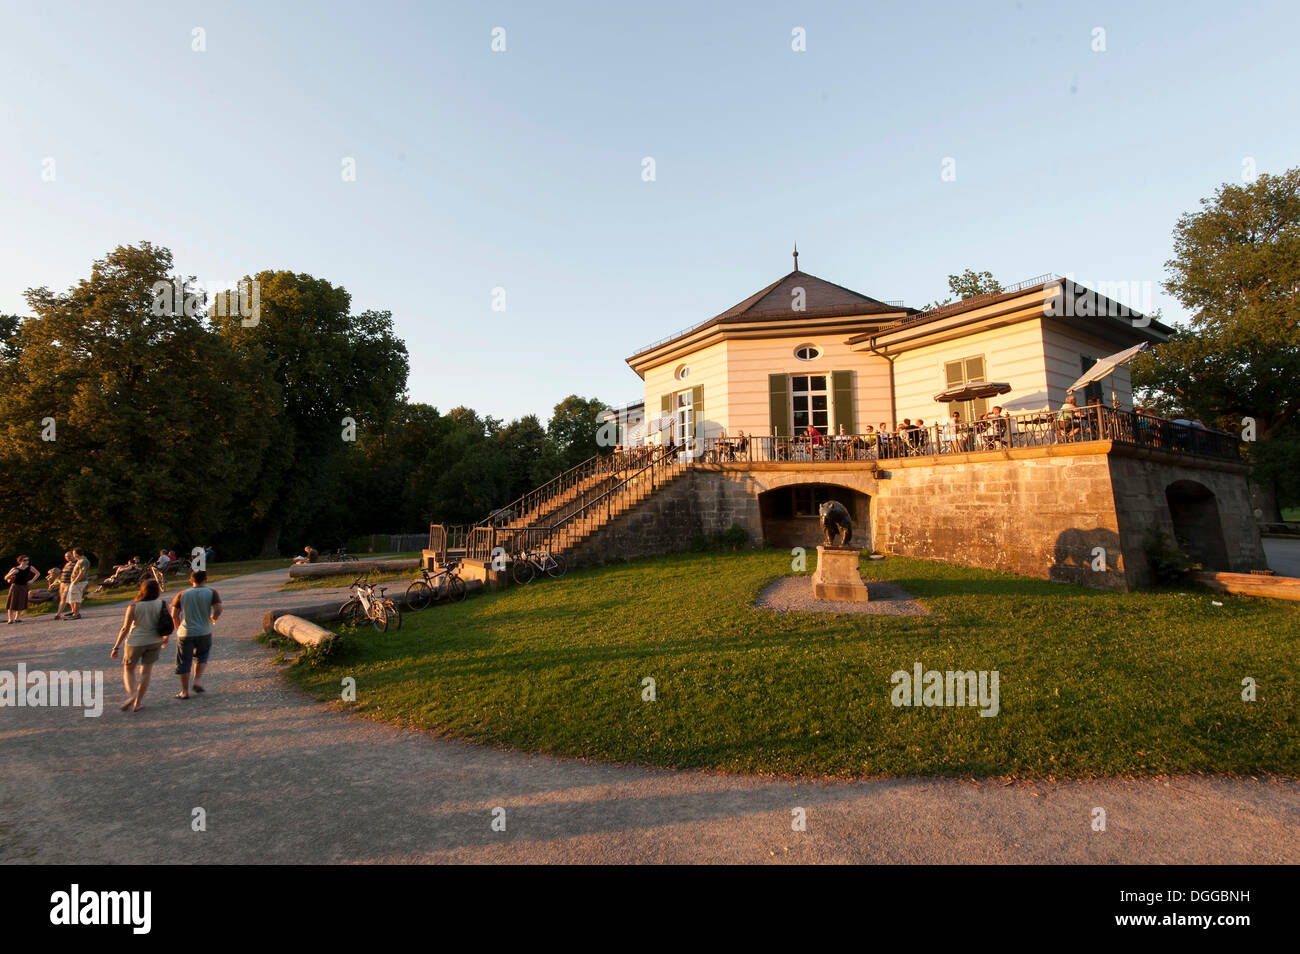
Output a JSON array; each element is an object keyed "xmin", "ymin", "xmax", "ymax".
[
  {"xmin": 93, "ymin": 539, "xmax": 116, "ymax": 578},
  {"xmin": 259, "ymin": 522, "xmax": 282, "ymax": 558}
]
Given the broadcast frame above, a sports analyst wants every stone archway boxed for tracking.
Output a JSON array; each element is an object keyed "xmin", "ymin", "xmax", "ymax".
[
  {"xmin": 758, "ymin": 483, "xmax": 871, "ymax": 550},
  {"xmin": 1165, "ymin": 479, "xmax": 1229, "ymax": 569}
]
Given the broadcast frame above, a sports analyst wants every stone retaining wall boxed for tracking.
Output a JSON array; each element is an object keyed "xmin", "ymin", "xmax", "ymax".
[{"xmin": 563, "ymin": 442, "xmax": 1264, "ymax": 591}]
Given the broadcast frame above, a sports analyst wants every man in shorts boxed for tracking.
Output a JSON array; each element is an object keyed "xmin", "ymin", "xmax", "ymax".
[
  {"xmin": 170, "ymin": 570, "xmax": 223, "ymax": 699},
  {"xmin": 54, "ymin": 550, "xmax": 74, "ymax": 620},
  {"xmin": 66, "ymin": 548, "xmax": 90, "ymax": 619}
]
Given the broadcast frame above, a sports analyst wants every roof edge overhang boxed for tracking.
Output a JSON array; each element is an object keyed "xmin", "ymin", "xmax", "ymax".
[
  {"xmin": 626, "ymin": 310, "xmax": 909, "ymax": 378},
  {"xmin": 848, "ymin": 281, "xmax": 1172, "ymax": 355}
]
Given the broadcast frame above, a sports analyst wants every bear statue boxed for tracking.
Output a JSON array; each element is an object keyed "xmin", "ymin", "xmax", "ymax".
[{"xmin": 818, "ymin": 499, "xmax": 853, "ymax": 547}]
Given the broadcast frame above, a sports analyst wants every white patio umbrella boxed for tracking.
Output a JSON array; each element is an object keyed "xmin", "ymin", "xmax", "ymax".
[{"xmin": 1067, "ymin": 343, "xmax": 1148, "ymax": 406}]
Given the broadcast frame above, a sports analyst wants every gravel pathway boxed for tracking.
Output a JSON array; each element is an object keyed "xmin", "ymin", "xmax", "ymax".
[
  {"xmin": 755, "ymin": 575, "xmax": 934, "ymax": 616},
  {"xmin": 2, "ymin": 567, "xmax": 1297, "ymax": 864}
]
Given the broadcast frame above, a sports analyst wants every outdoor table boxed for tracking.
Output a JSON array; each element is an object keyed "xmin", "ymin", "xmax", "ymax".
[{"xmin": 1022, "ymin": 415, "xmax": 1053, "ymax": 445}]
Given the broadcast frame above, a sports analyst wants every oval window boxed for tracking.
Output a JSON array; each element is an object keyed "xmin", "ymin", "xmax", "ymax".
[
  {"xmin": 675, "ymin": 364, "xmax": 690, "ymax": 380},
  {"xmin": 794, "ymin": 344, "xmax": 821, "ymax": 361}
]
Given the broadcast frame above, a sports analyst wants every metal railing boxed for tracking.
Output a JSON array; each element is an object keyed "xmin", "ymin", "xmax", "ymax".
[
  {"xmin": 451, "ymin": 407, "xmax": 1239, "ymax": 570},
  {"xmin": 465, "ymin": 445, "xmax": 685, "ymax": 562},
  {"xmin": 678, "ymin": 407, "xmax": 1240, "ymax": 465},
  {"xmin": 427, "ymin": 524, "xmax": 470, "ymax": 564},
  {"xmin": 473, "ymin": 445, "xmax": 668, "ymax": 533},
  {"xmin": 890, "ymin": 273, "xmax": 1062, "ymax": 327}
]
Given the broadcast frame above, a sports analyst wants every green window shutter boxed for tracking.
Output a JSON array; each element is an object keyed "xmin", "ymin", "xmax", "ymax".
[
  {"xmin": 967, "ymin": 357, "xmax": 988, "ymax": 418},
  {"xmin": 831, "ymin": 370, "xmax": 854, "ymax": 433},
  {"xmin": 661, "ymin": 393, "xmax": 671, "ymax": 416},
  {"xmin": 691, "ymin": 385, "xmax": 704, "ymax": 440},
  {"xmin": 768, "ymin": 373, "xmax": 790, "ymax": 437},
  {"xmin": 944, "ymin": 360, "xmax": 965, "ymax": 388}
]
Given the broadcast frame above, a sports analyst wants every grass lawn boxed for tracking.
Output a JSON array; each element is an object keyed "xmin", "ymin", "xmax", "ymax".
[
  {"xmin": 281, "ymin": 549, "xmax": 1300, "ymax": 779},
  {"xmin": 1282, "ymin": 507, "xmax": 1299, "ymax": 521}
]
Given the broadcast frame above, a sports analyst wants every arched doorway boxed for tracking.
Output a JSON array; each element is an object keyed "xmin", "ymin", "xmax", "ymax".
[
  {"xmin": 759, "ymin": 483, "xmax": 870, "ymax": 550},
  {"xmin": 1165, "ymin": 480, "xmax": 1229, "ymax": 569}
]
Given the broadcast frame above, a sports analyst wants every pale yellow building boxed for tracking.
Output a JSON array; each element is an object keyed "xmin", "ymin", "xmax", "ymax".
[{"xmin": 624, "ymin": 261, "xmax": 1169, "ymax": 443}]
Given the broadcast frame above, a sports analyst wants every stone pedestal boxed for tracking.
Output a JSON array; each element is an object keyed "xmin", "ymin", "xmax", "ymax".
[{"xmin": 811, "ymin": 546, "xmax": 870, "ymax": 602}]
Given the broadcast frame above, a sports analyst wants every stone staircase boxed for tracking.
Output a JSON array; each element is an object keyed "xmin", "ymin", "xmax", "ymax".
[{"xmin": 468, "ymin": 446, "xmax": 688, "ymax": 561}]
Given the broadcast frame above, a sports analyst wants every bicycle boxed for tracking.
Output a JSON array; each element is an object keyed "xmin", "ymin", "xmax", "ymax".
[
  {"xmin": 405, "ymin": 559, "xmax": 466, "ymax": 610},
  {"xmin": 338, "ymin": 576, "xmax": 399, "ymax": 632},
  {"xmin": 326, "ymin": 548, "xmax": 356, "ymax": 563},
  {"xmin": 510, "ymin": 548, "xmax": 566, "ymax": 585}
]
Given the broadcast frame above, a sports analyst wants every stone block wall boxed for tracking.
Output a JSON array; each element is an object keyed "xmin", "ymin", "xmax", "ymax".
[
  {"xmin": 565, "ymin": 471, "xmax": 763, "ymax": 568},
  {"xmin": 560, "ymin": 444, "xmax": 1262, "ymax": 591},
  {"xmin": 871, "ymin": 448, "xmax": 1129, "ymax": 589},
  {"xmin": 1107, "ymin": 448, "xmax": 1266, "ymax": 586}
]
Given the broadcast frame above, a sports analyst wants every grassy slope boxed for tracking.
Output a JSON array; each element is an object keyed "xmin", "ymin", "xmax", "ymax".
[{"xmin": 281, "ymin": 549, "xmax": 1300, "ymax": 779}]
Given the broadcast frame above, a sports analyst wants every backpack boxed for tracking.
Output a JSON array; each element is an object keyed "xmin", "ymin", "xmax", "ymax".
[{"xmin": 156, "ymin": 598, "xmax": 175, "ymax": 637}]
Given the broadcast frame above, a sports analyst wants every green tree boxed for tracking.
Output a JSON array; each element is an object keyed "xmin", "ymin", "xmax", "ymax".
[
  {"xmin": 0, "ymin": 314, "xmax": 22, "ymax": 363},
  {"xmin": 496, "ymin": 414, "xmax": 560, "ymax": 500},
  {"xmin": 0, "ymin": 243, "xmax": 272, "ymax": 570},
  {"xmin": 923, "ymin": 269, "xmax": 1004, "ymax": 310},
  {"xmin": 430, "ymin": 441, "xmax": 510, "ymax": 523},
  {"xmin": 547, "ymin": 395, "xmax": 609, "ymax": 470},
  {"xmin": 211, "ymin": 270, "xmax": 410, "ymax": 555},
  {"xmin": 1131, "ymin": 168, "xmax": 1300, "ymax": 517}
]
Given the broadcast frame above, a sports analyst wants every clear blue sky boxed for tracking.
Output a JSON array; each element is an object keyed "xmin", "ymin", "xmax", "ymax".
[{"xmin": 3, "ymin": 0, "xmax": 1297, "ymax": 421}]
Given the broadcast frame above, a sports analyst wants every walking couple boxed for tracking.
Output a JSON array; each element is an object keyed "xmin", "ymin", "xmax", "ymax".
[
  {"xmin": 53, "ymin": 548, "xmax": 91, "ymax": 620},
  {"xmin": 110, "ymin": 569, "xmax": 222, "ymax": 712}
]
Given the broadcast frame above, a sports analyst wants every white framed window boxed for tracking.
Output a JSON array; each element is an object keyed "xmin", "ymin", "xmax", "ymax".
[
  {"xmin": 791, "ymin": 374, "xmax": 828, "ymax": 432},
  {"xmin": 794, "ymin": 344, "xmax": 821, "ymax": 361},
  {"xmin": 675, "ymin": 389, "xmax": 693, "ymax": 445}
]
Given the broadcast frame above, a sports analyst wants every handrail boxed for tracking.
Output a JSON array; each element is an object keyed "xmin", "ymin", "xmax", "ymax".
[
  {"xmin": 466, "ymin": 445, "xmax": 683, "ymax": 561},
  {"xmin": 472, "ymin": 446, "xmax": 644, "ymax": 531},
  {"xmin": 471, "ymin": 451, "xmax": 605, "ymax": 529},
  {"xmin": 460, "ymin": 407, "xmax": 1240, "ymax": 565},
  {"xmin": 679, "ymin": 407, "xmax": 1240, "ymax": 465}
]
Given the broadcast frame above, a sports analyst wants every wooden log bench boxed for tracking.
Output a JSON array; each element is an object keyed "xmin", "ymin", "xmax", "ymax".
[
  {"xmin": 1189, "ymin": 571, "xmax": 1300, "ymax": 602},
  {"xmin": 287, "ymin": 558, "xmax": 420, "ymax": 579},
  {"xmin": 269, "ymin": 614, "xmax": 334, "ymax": 648}
]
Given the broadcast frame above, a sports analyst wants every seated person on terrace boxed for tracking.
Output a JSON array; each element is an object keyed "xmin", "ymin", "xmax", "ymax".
[
  {"xmin": 877, "ymin": 422, "xmax": 894, "ymax": 457},
  {"xmin": 734, "ymin": 430, "xmax": 748, "ymax": 456},
  {"xmin": 804, "ymin": 424, "xmax": 824, "ymax": 457},
  {"xmin": 981, "ymin": 406, "xmax": 1008, "ymax": 447},
  {"xmin": 913, "ymin": 419, "xmax": 929, "ymax": 453},
  {"xmin": 942, "ymin": 412, "xmax": 967, "ymax": 451},
  {"xmin": 897, "ymin": 419, "xmax": 912, "ymax": 454},
  {"xmin": 1055, "ymin": 394, "xmax": 1081, "ymax": 440}
]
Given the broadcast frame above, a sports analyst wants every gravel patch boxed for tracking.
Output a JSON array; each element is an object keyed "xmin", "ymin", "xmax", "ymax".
[{"xmin": 754, "ymin": 576, "xmax": 935, "ymax": 616}]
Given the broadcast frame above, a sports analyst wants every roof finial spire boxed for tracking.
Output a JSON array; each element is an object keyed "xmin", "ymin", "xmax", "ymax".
[{"xmin": 793, "ymin": 241, "xmax": 799, "ymax": 272}]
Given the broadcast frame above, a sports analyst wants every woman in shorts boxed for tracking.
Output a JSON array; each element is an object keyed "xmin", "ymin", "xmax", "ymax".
[{"xmin": 110, "ymin": 579, "xmax": 170, "ymax": 712}]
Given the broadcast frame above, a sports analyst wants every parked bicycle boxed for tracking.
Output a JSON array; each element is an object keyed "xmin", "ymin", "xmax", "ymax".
[
  {"xmin": 326, "ymin": 548, "xmax": 357, "ymax": 563},
  {"xmin": 339, "ymin": 576, "xmax": 401, "ymax": 632},
  {"xmin": 405, "ymin": 559, "xmax": 466, "ymax": 610},
  {"xmin": 510, "ymin": 548, "xmax": 566, "ymax": 585}
]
